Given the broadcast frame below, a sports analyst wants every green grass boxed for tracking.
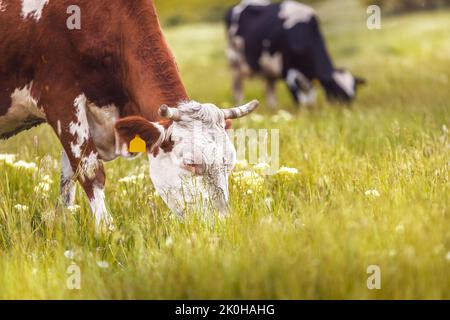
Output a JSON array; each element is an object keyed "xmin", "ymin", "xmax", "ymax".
[
  {"xmin": 0, "ymin": 0, "xmax": 449, "ymax": 299},
  {"xmin": 154, "ymin": 0, "xmax": 322, "ymax": 25}
]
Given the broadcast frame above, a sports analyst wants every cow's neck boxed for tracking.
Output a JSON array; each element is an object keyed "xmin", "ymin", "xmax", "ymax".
[{"xmin": 123, "ymin": 1, "xmax": 188, "ymax": 121}]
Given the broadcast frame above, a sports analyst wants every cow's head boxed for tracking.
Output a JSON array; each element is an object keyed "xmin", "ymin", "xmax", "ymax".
[
  {"xmin": 115, "ymin": 100, "xmax": 259, "ymax": 217},
  {"xmin": 323, "ymin": 70, "xmax": 366, "ymax": 103}
]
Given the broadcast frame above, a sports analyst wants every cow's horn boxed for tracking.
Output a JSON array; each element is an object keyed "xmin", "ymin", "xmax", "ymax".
[
  {"xmin": 223, "ymin": 100, "xmax": 260, "ymax": 120},
  {"xmin": 159, "ymin": 104, "xmax": 181, "ymax": 121}
]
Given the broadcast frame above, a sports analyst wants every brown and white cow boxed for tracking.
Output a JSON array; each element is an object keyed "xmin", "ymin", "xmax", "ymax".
[{"xmin": 0, "ymin": 0, "xmax": 258, "ymax": 230}]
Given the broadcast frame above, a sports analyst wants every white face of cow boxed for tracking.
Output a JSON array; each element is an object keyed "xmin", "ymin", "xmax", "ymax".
[
  {"xmin": 324, "ymin": 70, "xmax": 367, "ymax": 103},
  {"xmin": 117, "ymin": 100, "xmax": 259, "ymax": 217}
]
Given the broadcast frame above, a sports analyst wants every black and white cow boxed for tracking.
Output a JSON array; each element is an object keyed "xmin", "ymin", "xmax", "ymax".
[{"xmin": 225, "ymin": 0, "xmax": 366, "ymax": 107}]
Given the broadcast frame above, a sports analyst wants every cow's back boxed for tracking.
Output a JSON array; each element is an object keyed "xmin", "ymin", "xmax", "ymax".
[
  {"xmin": 0, "ymin": 1, "xmax": 72, "ymax": 138},
  {"xmin": 228, "ymin": 1, "xmax": 326, "ymax": 79}
]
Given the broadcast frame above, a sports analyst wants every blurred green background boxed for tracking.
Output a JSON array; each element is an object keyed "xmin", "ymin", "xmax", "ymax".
[
  {"xmin": 155, "ymin": 0, "xmax": 450, "ymax": 26},
  {"xmin": 0, "ymin": 0, "xmax": 449, "ymax": 300}
]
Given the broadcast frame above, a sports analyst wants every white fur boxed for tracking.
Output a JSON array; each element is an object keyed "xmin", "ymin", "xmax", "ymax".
[
  {"xmin": 286, "ymin": 69, "xmax": 316, "ymax": 106},
  {"xmin": 333, "ymin": 71, "xmax": 355, "ymax": 97},
  {"xmin": 229, "ymin": 0, "xmax": 270, "ymax": 36},
  {"xmin": 21, "ymin": 0, "xmax": 49, "ymax": 21},
  {"xmin": 259, "ymin": 51, "xmax": 283, "ymax": 77},
  {"xmin": 0, "ymin": 82, "xmax": 46, "ymax": 137},
  {"xmin": 149, "ymin": 101, "xmax": 236, "ymax": 217},
  {"xmin": 81, "ymin": 151, "xmax": 99, "ymax": 181},
  {"xmin": 279, "ymin": 1, "xmax": 315, "ymax": 29},
  {"xmin": 89, "ymin": 186, "xmax": 113, "ymax": 230},
  {"xmin": 300, "ymin": 89, "xmax": 316, "ymax": 106},
  {"xmin": 0, "ymin": 1, "xmax": 7, "ymax": 12},
  {"xmin": 69, "ymin": 94, "xmax": 89, "ymax": 159}
]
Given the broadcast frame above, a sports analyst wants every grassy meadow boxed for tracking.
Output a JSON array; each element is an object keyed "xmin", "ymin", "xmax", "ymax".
[{"xmin": 0, "ymin": 0, "xmax": 449, "ymax": 299}]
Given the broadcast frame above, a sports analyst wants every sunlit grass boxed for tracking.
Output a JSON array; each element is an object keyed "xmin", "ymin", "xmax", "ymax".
[{"xmin": 0, "ymin": 1, "xmax": 449, "ymax": 299}]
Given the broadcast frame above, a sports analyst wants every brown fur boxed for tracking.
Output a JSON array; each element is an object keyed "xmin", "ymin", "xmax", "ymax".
[{"xmin": 0, "ymin": 0, "xmax": 188, "ymax": 203}]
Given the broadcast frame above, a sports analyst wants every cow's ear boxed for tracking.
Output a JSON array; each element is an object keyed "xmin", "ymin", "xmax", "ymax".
[{"xmin": 115, "ymin": 116, "xmax": 166, "ymax": 154}]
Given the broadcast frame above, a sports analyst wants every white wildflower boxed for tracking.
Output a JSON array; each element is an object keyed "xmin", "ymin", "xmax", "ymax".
[
  {"xmin": 272, "ymin": 110, "xmax": 294, "ymax": 122},
  {"xmin": 277, "ymin": 166, "xmax": 299, "ymax": 175},
  {"xmin": 395, "ymin": 224, "xmax": 405, "ymax": 234},
  {"xmin": 96, "ymin": 261, "xmax": 109, "ymax": 269},
  {"xmin": 13, "ymin": 160, "xmax": 37, "ymax": 171},
  {"xmin": 41, "ymin": 175, "xmax": 53, "ymax": 184},
  {"xmin": 34, "ymin": 182, "xmax": 51, "ymax": 192},
  {"xmin": 165, "ymin": 236, "xmax": 174, "ymax": 247},
  {"xmin": 67, "ymin": 205, "xmax": 81, "ymax": 213},
  {"xmin": 0, "ymin": 154, "xmax": 16, "ymax": 164},
  {"xmin": 365, "ymin": 189, "xmax": 381, "ymax": 197},
  {"xmin": 254, "ymin": 162, "xmax": 271, "ymax": 174},
  {"xmin": 233, "ymin": 170, "xmax": 265, "ymax": 192},
  {"xmin": 234, "ymin": 160, "xmax": 248, "ymax": 170},
  {"xmin": 446, "ymin": 252, "xmax": 450, "ymax": 262},
  {"xmin": 64, "ymin": 250, "xmax": 75, "ymax": 260},
  {"xmin": 118, "ymin": 175, "xmax": 138, "ymax": 184},
  {"xmin": 14, "ymin": 204, "xmax": 29, "ymax": 212}
]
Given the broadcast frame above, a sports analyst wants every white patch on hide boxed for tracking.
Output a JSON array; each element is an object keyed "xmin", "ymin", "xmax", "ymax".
[
  {"xmin": 286, "ymin": 69, "xmax": 310, "ymax": 89},
  {"xmin": 81, "ymin": 151, "xmax": 99, "ymax": 181},
  {"xmin": 0, "ymin": 82, "xmax": 46, "ymax": 136},
  {"xmin": 0, "ymin": 1, "xmax": 7, "ymax": 12},
  {"xmin": 229, "ymin": 0, "xmax": 270, "ymax": 36},
  {"xmin": 300, "ymin": 89, "xmax": 316, "ymax": 106},
  {"xmin": 259, "ymin": 51, "xmax": 283, "ymax": 78},
  {"xmin": 286, "ymin": 69, "xmax": 316, "ymax": 106},
  {"xmin": 333, "ymin": 70, "xmax": 355, "ymax": 97},
  {"xmin": 69, "ymin": 94, "xmax": 89, "ymax": 159},
  {"xmin": 279, "ymin": 0, "xmax": 315, "ymax": 29},
  {"xmin": 89, "ymin": 185, "xmax": 113, "ymax": 230},
  {"xmin": 21, "ymin": 0, "xmax": 49, "ymax": 21},
  {"xmin": 149, "ymin": 101, "xmax": 236, "ymax": 217}
]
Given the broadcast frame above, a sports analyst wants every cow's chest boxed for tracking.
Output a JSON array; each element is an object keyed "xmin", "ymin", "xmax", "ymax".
[{"xmin": 85, "ymin": 103, "xmax": 120, "ymax": 162}]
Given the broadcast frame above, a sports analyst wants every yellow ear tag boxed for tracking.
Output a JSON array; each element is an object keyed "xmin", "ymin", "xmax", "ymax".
[{"xmin": 129, "ymin": 135, "xmax": 146, "ymax": 153}]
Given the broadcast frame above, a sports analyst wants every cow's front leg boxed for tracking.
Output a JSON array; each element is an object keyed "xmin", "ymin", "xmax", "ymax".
[
  {"xmin": 266, "ymin": 78, "xmax": 277, "ymax": 108},
  {"xmin": 45, "ymin": 94, "xmax": 114, "ymax": 231},
  {"xmin": 59, "ymin": 150, "xmax": 77, "ymax": 207},
  {"xmin": 231, "ymin": 68, "xmax": 244, "ymax": 104}
]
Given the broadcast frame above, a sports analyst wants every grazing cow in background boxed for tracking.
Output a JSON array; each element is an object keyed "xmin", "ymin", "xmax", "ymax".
[
  {"xmin": 225, "ymin": 0, "xmax": 366, "ymax": 107},
  {"xmin": 0, "ymin": 0, "xmax": 259, "ymax": 230}
]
